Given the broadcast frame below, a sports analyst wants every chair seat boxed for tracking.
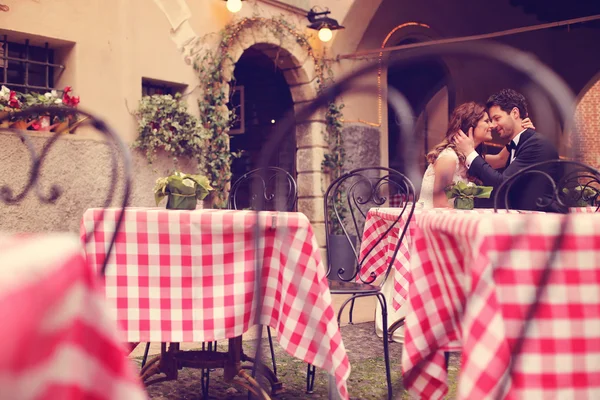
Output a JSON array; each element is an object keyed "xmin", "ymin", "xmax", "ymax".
[{"xmin": 328, "ymin": 279, "xmax": 381, "ymax": 295}]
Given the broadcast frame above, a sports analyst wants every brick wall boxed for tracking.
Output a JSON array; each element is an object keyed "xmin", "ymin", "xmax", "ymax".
[{"xmin": 575, "ymin": 75, "xmax": 600, "ymax": 167}]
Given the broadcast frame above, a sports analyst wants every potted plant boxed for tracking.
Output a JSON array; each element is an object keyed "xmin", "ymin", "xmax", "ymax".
[
  {"xmin": 132, "ymin": 93, "xmax": 210, "ymax": 164},
  {"xmin": 154, "ymin": 171, "xmax": 213, "ymax": 210},
  {"xmin": 0, "ymin": 85, "xmax": 24, "ymax": 128},
  {"xmin": 22, "ymin": 86, "xmax": 81, "ymax": 132},
  {"xmin": 445, "ymin": 181, "xmax": 493, "ymax": 210},
  {"xmin": 562, "ymin": 185, "xmax": 599, "ymax": 207},
  {"xmin": 1, "ymin": 85, "xmax": 82, "ymax": 132}
]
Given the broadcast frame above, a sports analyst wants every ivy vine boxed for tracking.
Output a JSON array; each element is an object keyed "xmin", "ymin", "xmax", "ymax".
[
  {"xmin": 187, "ymin": 15, "xmax": 345, "ymax": 209},
  {"xmin": 132, "ymin": 93, "xmax": 210, "ymax": 167}
]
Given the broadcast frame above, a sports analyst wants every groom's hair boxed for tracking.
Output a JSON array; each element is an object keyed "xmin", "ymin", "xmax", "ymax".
[{"xmin": 486, "ymin": 89, "xmax": 528, "ymax": 120}]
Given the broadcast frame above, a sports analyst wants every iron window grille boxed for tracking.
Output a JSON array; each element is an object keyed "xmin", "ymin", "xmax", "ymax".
[{"xmin": 0, "ymin": 35, "xmax": 65, "ymax": 93}]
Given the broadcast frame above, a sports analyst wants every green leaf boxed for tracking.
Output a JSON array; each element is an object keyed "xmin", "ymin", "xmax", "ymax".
[
  {"xmin": 473, "ymin": 186, "xmax": 493, "ymax": 198},
  {"xmin": 454, "ymin": 197, "xmax": 474, "ymax": 210},
  {"xmin": 155, "ymin": 191, "xmax": 166, "ymax": 206}
]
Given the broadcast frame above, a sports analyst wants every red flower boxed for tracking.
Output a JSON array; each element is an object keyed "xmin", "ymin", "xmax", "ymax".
[
  {"xmin": 8, "ymin": 91, "xmax": 20, "ymax": 108},
  {"xmin": 62, "ymin": 86, "xmax": 80, "ymax": 107}
]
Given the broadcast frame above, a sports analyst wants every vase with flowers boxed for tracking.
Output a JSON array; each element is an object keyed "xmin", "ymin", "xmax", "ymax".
[
  {"xmin": 154, "ymin": 171, "xmax": 213, "ymax": 210},
  {"xmin": 23, "ymin": 86, "xmax": 81, "ymax": 133},
  {"xmin": 445, "ymin": 181, "xmax": 493, "ymax": 210}
]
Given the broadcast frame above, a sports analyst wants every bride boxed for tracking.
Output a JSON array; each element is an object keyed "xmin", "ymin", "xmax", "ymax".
[
  {"xmin": 418, "ymin": 101, "xmax": 533, "ymax": 209},
  {"xmin": 376, "ymin": 102, "xmax": 534, "ymax": 345}
]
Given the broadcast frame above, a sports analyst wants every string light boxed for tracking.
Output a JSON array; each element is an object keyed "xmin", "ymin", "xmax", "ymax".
[{"xmin": 376, "ymin": 22, "xmax": 430, "ymax": 127}]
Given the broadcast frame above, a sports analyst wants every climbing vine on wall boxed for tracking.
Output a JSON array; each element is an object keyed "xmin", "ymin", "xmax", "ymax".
[{"xmin": 187, "ymin": 15, "xmax": 344, "ymax": 208}]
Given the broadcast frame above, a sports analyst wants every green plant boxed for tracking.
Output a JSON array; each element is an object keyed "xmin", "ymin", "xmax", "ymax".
[
  {"xmin": 445, "ymin": 181, "xmax": 493, "ymax": 210},
  {"xmin": 154, "ymin": 171, "xmax": 213, "ymax": 210},
  {"xmin": 322, "ymin": 102, "xmax": 347, "ymax": 234},
  {"xmin": 562, "ymin": 185, "xmax": 599, "ymax": 207},
  {"xmin": 189, "ymin": 15, "xmax": 341, "ymax": 208},
  {"xmin": 132, "ymin": 93, "xmax": 210, "ymax": 166}
]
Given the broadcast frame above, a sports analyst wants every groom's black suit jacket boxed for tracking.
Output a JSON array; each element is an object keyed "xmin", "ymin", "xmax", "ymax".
[{"xmin": 469, "ymin": 129, "xmax": 564, "ymax": 212}]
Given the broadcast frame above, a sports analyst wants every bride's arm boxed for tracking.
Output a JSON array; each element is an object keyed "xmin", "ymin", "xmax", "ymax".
[
  {"xmin": 483, "ymin": 118, "xmax": 534, "ymax": 169},
  {"xmin": 484, "ymin": 147, "xmax": 509, "ymax": 169},
  {"xmin": 433, "ymin": 156, "xmax": 457, "ymax": 208}
]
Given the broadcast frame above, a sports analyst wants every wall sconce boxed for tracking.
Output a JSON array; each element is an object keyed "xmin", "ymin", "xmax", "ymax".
[
  {"xmin": 306, "ymin": 7, "xmax": 344, "ymax": 42},
  {"xmin": 223, "ymin": 0, "xmax": 244, "ymax": 13}
]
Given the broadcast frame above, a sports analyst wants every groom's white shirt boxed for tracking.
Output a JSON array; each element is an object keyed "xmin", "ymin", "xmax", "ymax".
[{"xmin": 465, "ymin": 129, "xmax": 527, "ymax": 169}]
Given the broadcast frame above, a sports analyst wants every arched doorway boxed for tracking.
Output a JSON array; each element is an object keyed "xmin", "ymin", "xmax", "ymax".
[
  {"xmin": 229, "ymin": 45, "xmax": 296, "ymax": 206},
  {"xmin": 387, "ymin": 38, "xmax": 454, "ymax": 181}
]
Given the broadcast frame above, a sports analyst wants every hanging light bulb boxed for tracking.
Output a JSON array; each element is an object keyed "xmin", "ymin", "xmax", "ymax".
[
  {"xmin": 306, "ymin": 7, "xmax": 344, "ymax": 43},
  {"xmin": 318, "ymin": 27, "xmax": 333, "ymax": 42},
  {"xmin": 226, "ymin": 0, "xmax": 243, "ymax": 13}
]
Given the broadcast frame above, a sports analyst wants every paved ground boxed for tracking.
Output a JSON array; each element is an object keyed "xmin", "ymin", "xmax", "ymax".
[{"xmin": 132, "ymin": 321, "xmax": 460, "ymax": 399}]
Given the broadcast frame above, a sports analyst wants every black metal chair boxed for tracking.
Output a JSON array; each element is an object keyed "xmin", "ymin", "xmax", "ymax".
[
  {"xmin": 0, "ymin": 105, "xmax": 132, "ymax": 277},
  {"xmin": 251, "ymin": 40, "xmax": 579, "ymax": 398},
  {"xmin": 228, "ymin": 167, "xmax": 298, "ymax": 381},
  {"xmin": 494, "ymin": 159, "xmax": 600, "ymax": 212},
  {"xmin": 305, "ymin": 166, "xmax": 416, "ymax": 400},
  {"xmin": 228, "ymin": 167, "xmax": 297, "ymax": 212}
]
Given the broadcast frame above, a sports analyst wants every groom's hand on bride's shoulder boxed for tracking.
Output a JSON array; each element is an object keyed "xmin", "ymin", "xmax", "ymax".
[{"xmin": 453, "ymin": 127, "xmax": 475, "ymax": 156}]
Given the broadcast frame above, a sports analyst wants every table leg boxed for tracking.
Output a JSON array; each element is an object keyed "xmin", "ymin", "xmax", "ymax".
[{"xmin": 328, "ymin": 374, "xmax": 341, "ymax": 400}]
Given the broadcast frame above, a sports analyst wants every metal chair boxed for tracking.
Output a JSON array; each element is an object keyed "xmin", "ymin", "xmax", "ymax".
[
  {"xmin": 494, "ymin": 159, "xmax": 600, "ymax": 212},
  {"xmin": 228, "ymin": 166, "xmax": 297, "ymax": 212},
  {"xmin": 305, "ymin": 166, "xmax": 416, "ymax": 400},
  {"xmin": 228, "ymin": 166, "xmax": 298, "ymax": 381},
  {"xmin": 251, "ymin": 40, "xmax": 579, "ymax": 398},
  {"xmin": 0, "ymin": 105, "xmax": 132, "ymax": 276}
]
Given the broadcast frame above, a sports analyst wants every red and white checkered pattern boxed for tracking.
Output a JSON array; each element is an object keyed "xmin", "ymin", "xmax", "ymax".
[
  {"xmin": 402, "ymin": 212, "xmax": 600, "ymax": 399},
  {"xmin": 389, "ymin": 194, "xmax": 403, "ymax": 208},
  {"xmin": 569, "ymin": 206, "xmax": 598, "ymax": 213},
  {"xmin": 0, "ymin": 233, "xmax": 146, "ymax": 400},
  {"xmin": 359, "ymin": 207, "xmax": 522, "ymax": 311},
  {"xmin": 81, "ymin": 207, "xmax": 350, "ymax": 399}
]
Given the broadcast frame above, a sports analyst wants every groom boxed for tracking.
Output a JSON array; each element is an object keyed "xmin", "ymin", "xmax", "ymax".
[{"xmin": 454, "ymin": 88, "xmax": 563, "ymax": 212}]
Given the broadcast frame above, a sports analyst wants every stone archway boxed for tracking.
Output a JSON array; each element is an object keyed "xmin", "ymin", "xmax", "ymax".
[{"xmin": 222, "ymin": 24, "xmax": 328, "ymax": 251}]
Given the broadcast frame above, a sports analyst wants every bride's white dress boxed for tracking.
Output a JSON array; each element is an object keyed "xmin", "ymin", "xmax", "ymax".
[
  {"xmin": 418, "ymin": 147, "xmax": 470, "ymax": 209},
  {"xmin": 375, "ymin": 147, "xmax": 470, "ymax": 343}
]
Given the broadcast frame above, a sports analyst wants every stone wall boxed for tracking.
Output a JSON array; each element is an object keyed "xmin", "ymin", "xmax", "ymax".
[{"xmin": 0, "ymin": 130, "xmax": 196, "ymax": 233}]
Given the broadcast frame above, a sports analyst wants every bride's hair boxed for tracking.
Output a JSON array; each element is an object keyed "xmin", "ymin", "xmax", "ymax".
[{"xmin": 426, "ymin": 101, "xmax": 487, "ymax": 165}]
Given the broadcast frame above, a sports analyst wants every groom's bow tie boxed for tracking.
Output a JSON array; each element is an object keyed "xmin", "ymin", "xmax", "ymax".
[{"xmin": 506, "ymin": 140, "xmax": 517, "ymax": 151}]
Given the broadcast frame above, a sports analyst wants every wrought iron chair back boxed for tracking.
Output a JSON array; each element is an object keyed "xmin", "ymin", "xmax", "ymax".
[
  {"xmin": 228, "ymin": 167, "xmax": 297, "ymax": 212},
  {"xmin": 324, "ymin": 166, "xmax": 416, "ymax": 284},
  {"xmin": 494, "ymin": 160, "xmax": 600, "ymax": 212},
  {"xmin": 0, "ymin": 106, "xmax": 132, "ymax": 276},
  {"xmin": 251, "ymin": 40, "xmax": 579, "ymax": 399}
]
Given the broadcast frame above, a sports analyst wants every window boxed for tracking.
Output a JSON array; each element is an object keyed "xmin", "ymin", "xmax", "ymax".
[
  {"xmin": 0, "ymin": 35, "xmax": 64, "ymax": 92},
  {"xmin": 141, "ymin": 78, "xmax": 186, "ymax": 97}
]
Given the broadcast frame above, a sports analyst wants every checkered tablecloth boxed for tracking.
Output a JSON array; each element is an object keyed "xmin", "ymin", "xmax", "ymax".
[
  {"xmin": 359, "ymin": 207, "xmax": 522, "ymax": 311},
  {"xmin": 80, "ymin": 207, "xmax": 350, "ymax": 399},
  {"xmin": 569, "ymin": 206, "xmax": 598, "ymax": 213},
  {"xmin": 389, "ymin": 194, "xmax": 403, "ymax": 208},
  {"xmin": 401, "ymin": 212, "xmax": 600, "ymax": 399},
  {"xmin": 0, "ymin": 233, "xmax": 146, "ymax": 400}
]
